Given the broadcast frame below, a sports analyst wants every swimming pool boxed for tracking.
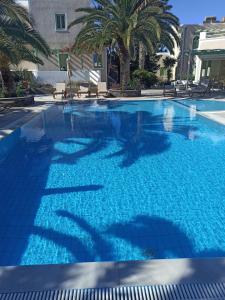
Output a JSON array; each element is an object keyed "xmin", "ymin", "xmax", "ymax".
[
  {"xmin": 176, "ymin": 99, "xmax": 225, "ymax": 111},
  {"xmin": 0, "ymin": 100, "xmax": 225, "ymax": 266}
]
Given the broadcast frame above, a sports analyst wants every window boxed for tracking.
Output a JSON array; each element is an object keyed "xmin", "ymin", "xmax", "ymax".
[
  {"xmin": 55, "ymin": 14, "xmax": 66, "ymax": 31},
  {"xmin": 192, "ymin": 36, "xmax": 200, "ymax": 50},
  {"xmin": 58, "ymin": 53, "xmax": 68, "ymax": 71},
  {"xmin": 93, "ymin": 53, "xmax": 103, "ymax": 69},
  {"xmin": 160, "ymin": 67, "xmax": 166, "ymax": 77}
]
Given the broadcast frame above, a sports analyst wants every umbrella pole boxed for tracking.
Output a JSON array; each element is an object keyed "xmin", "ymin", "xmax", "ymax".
[
  {"xmin": 69, "ymin": 76, "xmax": 72, "ymax": 100},
  {"xmin": 67, "ymin": 56, "xmax": 72, "ymax": 101}
]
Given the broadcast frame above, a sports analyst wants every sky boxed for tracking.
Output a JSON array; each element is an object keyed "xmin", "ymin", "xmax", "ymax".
[
  {"xmin": 17, "ymin": 0, "xmax": 225, "ymax": 25},
  {"xmin": 170, "ymin": 0, "xmax": 225, "ymax": 25},
  {"xmin": 17, "ymin": 0, "xmax": 28, "ymax": 8}
]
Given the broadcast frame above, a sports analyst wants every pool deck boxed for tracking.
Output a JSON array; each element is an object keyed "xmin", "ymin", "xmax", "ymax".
[
  {"xmin": 0, "ymin": 257, "xmax": 225, "ymax": 293},
  {"xmin": 0, "ymin": 99, "xmax": 52, "ymax": 140},
  {"xmin": 200, "ymin": 110, "xmax": 225, "ymax": 126}
]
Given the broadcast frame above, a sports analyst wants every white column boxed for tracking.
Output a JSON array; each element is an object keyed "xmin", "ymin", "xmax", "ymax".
[{"xmin": 195, "ymin": 56, "xmax": 202, "ymax": 83}]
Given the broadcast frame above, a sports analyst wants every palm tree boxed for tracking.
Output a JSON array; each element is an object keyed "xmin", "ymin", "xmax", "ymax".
[
  {"xmin": 163, "ymin": 56, "xmax": 177, "ymax": 82},
  {"xmin": 137, "ymin": 0, "xmax": 178, "ymax": 69},
  {"xmin": 69, "ymin": 0, "xmax": 179, "ymax": 90},
  {"xmin": 0, "ymin": 0, "xmax": 50, "ymax": 96}
]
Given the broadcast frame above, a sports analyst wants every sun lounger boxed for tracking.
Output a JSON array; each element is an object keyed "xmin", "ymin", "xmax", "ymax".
[
  {"xmin": 163, "ymin": 85, "xmax": 177, "ymax": 97},
  {"xmin": 188, "ymin": 80, "xmax": 211, "ymax": 96},
  {"xmin": 88, "ymin": 85, "xmax": 98, "ymax": 97},
  {"xmin": 175, "ymin": 83, "xmax": 188, "ymax": 96},
  {"xmin": 53, "ymin": 83, "xmax": 66, "ymax": 99},
  {"xmin": 78, "ymin": 85, "xmax": 89, "ymax": 98},
  {"xmin": 66, "ymin": 83, "xmax": 80, "ymax": 99},
  {"xmin": 97, "ymin": 82, "xmax": 108, "ymax": 97}
]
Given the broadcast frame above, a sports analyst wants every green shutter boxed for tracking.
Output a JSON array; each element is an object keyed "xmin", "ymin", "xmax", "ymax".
[{"xmin": 58, "ymin": 53, "xmax": 68, "ymax": 71}]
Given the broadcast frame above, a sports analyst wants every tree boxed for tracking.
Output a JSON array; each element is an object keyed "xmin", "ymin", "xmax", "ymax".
[
  {"xmin": 0, "ymin": 0, "xmax": 50, "ymax": 96},
  {"xmin": 136, "ymin": 0, "xmax": 179, "ymax": 69},
  {"xmin": 163, "ymin": 56, "xmax": 177, "ymax": 82},
  {"xmin": 145, "ymin": 54, "xmax": 161, "ymax": 73},
  {"xmin": 69, "ymin": 0, "xmax": 179, "ymax": 91}
]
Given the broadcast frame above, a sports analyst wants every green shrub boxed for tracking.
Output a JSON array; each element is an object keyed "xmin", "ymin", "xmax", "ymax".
[
  {"xmin": 127, "ymin": 78, "xmax": 141, "ymax": 90},
  {"xmin": 0, "ymin": 86, "xmax": 7, "ymax": 98},
  {"xmin": 14, "ymin": 69, "xmax": 35, "ymax": 83},
  {"xmin": 133, "ymin": 69, "xmax": 158, "ymax": 88},
  {"xmin": 29, "ymin": 82, "xmax": 54, "ymax": 95},
  {"xmin": 16, "ymin": 82, "xmax": 25, "ymax": 97}
]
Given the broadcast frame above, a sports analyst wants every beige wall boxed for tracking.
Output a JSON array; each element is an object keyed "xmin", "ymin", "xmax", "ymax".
[
  {"xmin": 29, "ymin": 0, "xmax": 90, "ymax": 49},
  {"xmin": 156, "ymin": 53, "xmax": 178, "ymax": 82},
  {"xmin": 29, "ymin": 0, "xmax": 93, "ymax": 73},
  {"xmin": 20, "ymin": 0, "xmax": 107, "ymax": 85}
]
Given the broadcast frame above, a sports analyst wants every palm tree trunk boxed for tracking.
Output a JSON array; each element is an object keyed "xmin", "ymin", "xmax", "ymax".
[
  {"xmin": 0, "ymin": 54, "xmax": 15, "ymax": 97},
  {"xmin": 139, "ymin": 42, "xmax": 145, "ymax": 69},
  {"xmin": 120, "ymin": 54, "xmax": 130, "ymax": 92},
  {"xmin": 117, "ymin": 38, "xmax": 131, "ymax": 92}
]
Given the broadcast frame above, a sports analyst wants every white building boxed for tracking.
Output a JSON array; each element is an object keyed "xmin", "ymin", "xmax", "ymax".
[
  {"xmin": 19, "ymin": 0, "xmax": 107, "ymax": 85},
  {"xmin": 194, "ymin": 29, "xmax": 225, "ymax": 84},
  {"xmin": 178, "ymin": 17, "xmax": 225, "ymax": 84}
]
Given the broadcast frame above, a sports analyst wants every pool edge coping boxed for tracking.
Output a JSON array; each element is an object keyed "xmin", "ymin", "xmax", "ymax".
[
  {"xmin": 0, "ymin": 103, "xmax": 52, "ymax": 141},
  {"xmin": 0, "ymin": 257, "xmax": 224, "ymax": 293}
]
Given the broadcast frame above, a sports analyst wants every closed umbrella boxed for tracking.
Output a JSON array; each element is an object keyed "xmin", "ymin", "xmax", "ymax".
[{"xmin": 67, "ymin": 57, "xmax": 73, "ymax": 98}]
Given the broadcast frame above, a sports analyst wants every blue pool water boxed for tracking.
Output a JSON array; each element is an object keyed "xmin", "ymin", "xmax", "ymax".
[
  {"xmin": 0, "ymin": 100, "xmax": 225, "ymax": 266},
  {"xmin": 176, "ymin": 99, "xmax": 225, "ymax": 111}
]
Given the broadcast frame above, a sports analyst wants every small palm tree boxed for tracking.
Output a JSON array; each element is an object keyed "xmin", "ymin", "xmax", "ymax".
[
  {"xmin": 0, "ymin": 0, "xmax": 51, "ymax": 96},
  {"xmin": 163, "ymin": 56, "xmax": 177, "ymax": 82},
  {"xmin": 69, "ymin": 0, "xmax": 179, "ymax": 91}
]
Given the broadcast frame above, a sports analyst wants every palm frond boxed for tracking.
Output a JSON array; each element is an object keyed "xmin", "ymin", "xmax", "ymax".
[{"xmin": 0, "ymin": 0, "xmax": 50, "ymax": 65}]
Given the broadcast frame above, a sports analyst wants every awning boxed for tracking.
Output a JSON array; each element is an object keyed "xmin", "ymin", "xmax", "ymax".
[{"xmin": 193, "ymin": 49, "xmax": 225, "ymax": 57}]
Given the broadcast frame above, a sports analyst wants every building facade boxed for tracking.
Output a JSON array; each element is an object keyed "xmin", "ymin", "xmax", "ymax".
[
  {"xmin": 194, "ymin": 28, "xmax": 225, "ymax": 84},
  {"xmin": 20, "ymin": 0, "xmax": 107, "ymax": 85},
  {"xmin": 178, "ymin": 17, "xmax": 225, "ymax": 84}
]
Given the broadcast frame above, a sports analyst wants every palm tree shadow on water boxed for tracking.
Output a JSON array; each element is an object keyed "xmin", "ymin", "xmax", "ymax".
[
  {"xmin": 26, "ymin": 212, "xmax": 225, "ymax": 288},
  {"xmin": 0, "ymin": 129, "xmax": 105, "ymax": 266},
  {"xmin": 54, "ymin": 107, "xmax": 198, "ymax": 168},
  {"xmin": 0, "ymin": 103, "xmax": 215, "ymax": 289},
  {"xmin": 25, "ymin": 211, "xmax": 196, "ymax": 264},
  {"xmin": 31, "ymin": 210, "xmax": 114, "ymax": 262}
]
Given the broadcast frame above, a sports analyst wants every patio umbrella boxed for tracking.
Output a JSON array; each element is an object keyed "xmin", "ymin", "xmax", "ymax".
[
  {"xmin": 67, "ymin": 57, "xmax": 73, "ymax": 78},
  {"xmin": 67, "ymin": 57, "xmax": 73, "ymax": 98}
]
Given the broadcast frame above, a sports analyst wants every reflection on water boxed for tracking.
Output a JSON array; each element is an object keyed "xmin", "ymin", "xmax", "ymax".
[
  {"xmin": 163, "ymin": 106, "xmax": 175, "ymax": 132},
  {"xmin": 190, "ymin": 105, "xmax": 197, "ymax": 121},
  {"xmin": 21, "ymin": 112, "xmax": 46, "ymax": 142},
  {"xmin": 20, "ymin": 112, "xmax": 52, "ymax": 155},
  {"xmin": 109, "ymin": 111, "xmax": 121, "ymax": 137},
  {"xmin": 188, "ymin": 130, "xmax": 196, "ymax": 141},
  {"xmin": 2, "ymin": 100, "xmax": 225, "ymax": 265}
]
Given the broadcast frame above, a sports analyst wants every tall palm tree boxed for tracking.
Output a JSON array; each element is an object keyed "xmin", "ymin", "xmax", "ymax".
[
  {"xmin": 136, "ymin": 0, "xmax": 178, "ymax": 69},
  {"xmin": 0, "ymin": 0, "xmax": 50, "ymax": 96},
  {"xmin": 69, "ymin": 0, "xmax": 179, "ymax": 90}
]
